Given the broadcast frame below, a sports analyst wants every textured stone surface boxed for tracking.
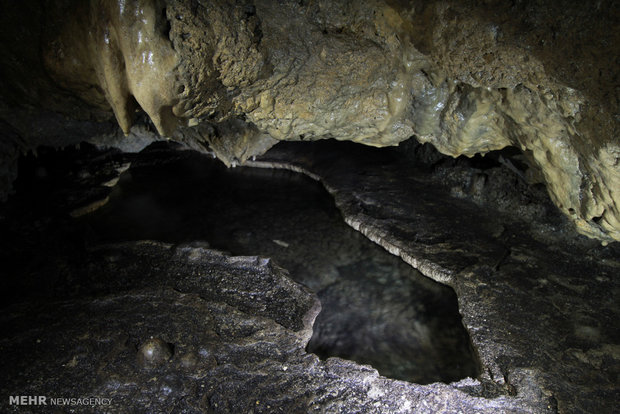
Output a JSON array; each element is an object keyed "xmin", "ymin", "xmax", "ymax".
[
  {"xmin": 0, "ymin": 0, "xmax": 618, "ymax": 241},
  {"xmin": 1, "ymin": 142, "xmax": 617, "ymax": 412},
  {"xmin": 1, "ymin": 143, "xmax": 480, "ymax": 385},
  {"xmin": 78, "ymin": 145, "xmax": 479, "ymax": 384},
  {"xmin": 1, "ymin": 241, "xmax": 549, "ymax": 413},
  {"xmin": 43, "ymin": 0, "xmax": 185, "ymax": 136},
  {"xmin": 248, "ymin": 140, "xmax": 620, "ymax": 414}
]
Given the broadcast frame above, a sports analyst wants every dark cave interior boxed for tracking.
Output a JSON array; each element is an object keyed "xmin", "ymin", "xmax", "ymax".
[
  {"xmin": 2, "ymin": 141, "xmax": 482, "ymax": 385},
  {"xmin": 2, "ymin": 136, "xmax": 619, "ymax": 413},
  {"xmin": 0, "ymin": 1, "xmax": 619, "ymax": 413}
]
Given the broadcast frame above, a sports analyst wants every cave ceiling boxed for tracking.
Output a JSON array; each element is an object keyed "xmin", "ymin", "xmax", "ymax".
[{"xmin": 0, "ymin": 0, "xmax": 618, "ymax": 242}]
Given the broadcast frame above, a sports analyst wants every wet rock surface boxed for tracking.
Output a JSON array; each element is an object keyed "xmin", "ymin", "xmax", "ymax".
[
  {"xmin": 0, "ymin": 142, "xmax": 573, "ymax": 413},
  {"xmin": 0, "ymin": 249, "xmax": 542, "ymax": 414},
  {"xmin": 1, "ymin": 0, "xmax": 619, "ymax": 242},
  {"xmin": 1, "ymin": 242, "xmax": 537, "ymax": 414},
  {"xmin": 249, "ymin": 140, "xmax": 620, "ymax": 414},
  {"xmin": 78, "ymin": 143, "xmax": 478, "ymax": 384},
  {"xmin": 0, "ymin": 3, "xmax": 617, "ymax": 412},
  {"xmin": 2, "ymin": 242, "xmax": 322, "ymax": 413}
]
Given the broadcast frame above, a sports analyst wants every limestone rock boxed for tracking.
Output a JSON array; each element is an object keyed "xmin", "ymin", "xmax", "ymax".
[
  {"xmin": 136, "ymin": 337, "xmax": 174, "ymax": 369},
  {"xmin": 0, "ymin": 241, "xmax": 551, "ymax": 413},
  {"xmin": 0, "ymin": 0, "xmax": 617, "ymax": 242},
  {"xmin": 1, "ymin": 138, "xmax": 617, "ymax": 413},
  {"xmin": 42, "ymin": 0, "xmax": 185, "ymax": 136},
  {"xmin": 249, "ymin": 140, "xmax": 620, "ymax": 414}
]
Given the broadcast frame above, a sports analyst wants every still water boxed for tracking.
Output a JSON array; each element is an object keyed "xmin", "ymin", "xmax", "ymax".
[{"xmin": 81, "ymin": 145, "xmax": 479, "ymax": 384}]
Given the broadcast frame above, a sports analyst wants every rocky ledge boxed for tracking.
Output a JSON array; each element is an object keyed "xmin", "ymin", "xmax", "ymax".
[
  {"xmin": 248, "ymin": 141, "xmax": 620, "ymax": 414},
  {"xmin": 1, "ymin": 241, "xmax": 548, "ymax": 413}
]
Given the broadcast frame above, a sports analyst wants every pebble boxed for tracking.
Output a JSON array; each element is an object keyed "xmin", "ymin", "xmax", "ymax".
[{"xmin": 137, "ymin": 337, "xmax": 173, "ymax": 368}]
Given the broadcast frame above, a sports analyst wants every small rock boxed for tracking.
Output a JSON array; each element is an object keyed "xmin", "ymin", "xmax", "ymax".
[
  {"xmin": 179, "ymin": 352, "xmax": 199, "ymax": 370},
  {"xmin": 137, "ymin": 338, "xmax": 173, "ymax": 369}
]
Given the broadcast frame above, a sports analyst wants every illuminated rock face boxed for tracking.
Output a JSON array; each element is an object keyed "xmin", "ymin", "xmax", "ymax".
[
  {"xmin": 43, "ymin": 0, "xmax": 184, "ymax": 136},
  {"xmin": 2, "ymin": 0, "xmax": 619, "ymax": 242}
]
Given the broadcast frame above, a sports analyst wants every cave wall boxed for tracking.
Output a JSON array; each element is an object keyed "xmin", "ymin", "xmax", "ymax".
[{"xmin": 0, "ymin": 0, "xmax": 618, "ymax": 242}]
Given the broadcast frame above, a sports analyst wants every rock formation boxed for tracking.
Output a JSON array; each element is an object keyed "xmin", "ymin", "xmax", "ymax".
[
  {"xmin": 1, "ymin": 142, "xmax": 617, "ymax": 413},
  {"xmin": 0, "ymin": 2, "xmax": 618, "ymax": 411},
  {"xmin": 1, "ymin": 0, "xmax": 615, "ymax": 241}
]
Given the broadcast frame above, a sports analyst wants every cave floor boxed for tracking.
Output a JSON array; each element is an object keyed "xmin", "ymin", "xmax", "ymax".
[
  {"xmin": 79, "ymin": 146, "xmax": 478, "ymax": 384},
  {"xmin": 0, "ymin": 141, "xmax": 618, "ymax": 413},
  {"xmin": 250, "ymin": 141, "xmax": 620, "ymax": 414}
]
